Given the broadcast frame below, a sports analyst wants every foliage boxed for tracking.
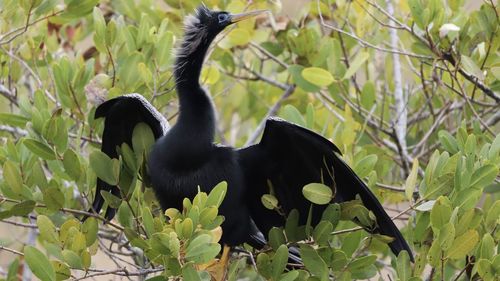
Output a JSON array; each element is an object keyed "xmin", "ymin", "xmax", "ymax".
[{"xmin": 0, "ymin": 0, "xmax": 499, "ymax": 280}]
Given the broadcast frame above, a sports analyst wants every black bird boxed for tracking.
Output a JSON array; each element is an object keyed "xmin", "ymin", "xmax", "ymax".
[{"xmin": 89, "ymin": 5, "xmax": 413, "ymax": 263}]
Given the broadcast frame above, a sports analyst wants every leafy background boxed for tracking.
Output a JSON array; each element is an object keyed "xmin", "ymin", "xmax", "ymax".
[{"xmin": 0, "ymin": 0, "xmax": 499, "ymax": 280}]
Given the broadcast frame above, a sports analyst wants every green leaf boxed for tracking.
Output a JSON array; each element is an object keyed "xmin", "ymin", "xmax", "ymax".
[
  {"xmin": 227, "ymin": 28, "xmax": 250, "ymax": 46},
  {"xmin": 340, "ymin": 200, "xmax": 375, "ymax": 228},
  {"xmin": 438, "ymin": 131, "xmax": 459, "ymax": 154},
  {"xmin": 62, "ymin": 149, "xmax": 82, "ymax": 181},
  {"xmin": 24, "ymin": 246, "xmax": 56, "ymax": 281},
  {"xmin": 100, "ymin": 191, "xmax": 122, "ymax": 209},
  {"xmin": 66, "ymin": 0, "xmax": 99, "ymax": 17},
  {"xmin": 282, "ymin": 104, "xmax": 306, "ymax": 127},
  {"xmin": 51, "ymin": 261, "xmax": 71, "ymax": 281},
  {"xmin": 105, "ymin": 19, "xmax": 117, "ymax": 46},
  {"xmin": 489, "ymin": 133, "xmax": 500, "ymax": 159},
  {"xmin": 261, "ymin": 194, "xmax": 279, "ymax": 210},
  {"xmin": 477, "ymin": 259, "xmax": 495, "ymax": 281},
  {"xmin": 93, "ymin": 7, "xmax": 106, "ymax": 48},
  {"xmin": 460, "ymin": 55, "xmax": 484, "ymax": 81},
  {"xmin": 343, "ymin": 51, "xmax": 369, "ymax": 79},
  {"xmin": 485, "ymin": 200, "xmax": 500, "ymax": 230},
  {"xmin": 82, "ymin": 218, "xmax": 98, "ymax": 247},
  {"xmin": 438, "ymin": 222, "xmax": 455, "ymax": 251},
  {"xmin": 271, "ymin": 245, "xmax": 289, "ymax": 280},
  {"xmin": 142, "ymin": 207, "xmax": 155, "ymax": 238},
  {"xmin": 10, "ymin": 200, "xmax": 36, "ymax": 217},
  {"xmin": 181, "ymin": 218, "xmax": 194, "ymax": 239},
  {"xmin": 321, "ymin": 203, "xmax": 341, "ymax": 228},
  {"xmin": 361, "ymin": 82, "xmax": 376, "ymax": 110},
  {"xmin": 469, "ymin": 164, "xmax": 498, "ymax": 189},
  {"xmin": 306, "ymin": 103, "xmax": 315, "ymax": 129},
  {"xmin": 0, "ymin": 113, "xmax": 29, "ymax": 127},
  {"xmin": 300, "ymin": 244, "xmax": 329, "ymax": 280},
  {"xmin": 156, "ymin": 31, "xmax": 174, "ymax": 71},
  {"xmin": 285, "ymin": 209, "xmax": 302, "ymax": 242},
  {"xmin": 348, "ymin": 255, "xmax": 377, "ymax": 271},
  {"xmin": 397, "ymin": 251, "xmax": 411, "ymax": 281},
  {"xmin": 89, "ymin": 150, "xmax": 120, "ymax": 185},
  {"xmin": 445, "ymin": 229, "xmax": 479, "ymax": 259},
  {"xmin": 185, "ymin": 234, "xmax": 221, "ymax": 264},
  {"xmin": 408, "ymin": 0, "xmax": 425, "ymax": 28},
  {"xmin": 201, "ymin": 65, "xmax": 220, "ymax": 85},
  {"xmin": 302, "ymin": 67, "xmax": 334, "ymax": 87},
  {"xmin": 118, "ymin": 52, "xmax": 144, "ymax": 90},
  {"xmin": 3, "ymin": 160, "xmax": 23, "ymax": 194},
  {"xmin": 478, "ymin": 233, "xmax": 495, "ymax": 260},
  {"xmin": 279, "ymin": 271, "xmax": 300, "ymax": 281},
  {"xmin": 181, "ymin": 264, "xmax": 202, "ymax": 281},
  {"xmin": 43, "ymin": 187, "xmax": 65, "ymax": 212},
  {"xmin": 313, "ymin": 221, "xmax": 333, "ymax": 245},
  {"xmin": 62, "ymin": 250, "xmax": 83, "ymax": 269},
  {"xmin": 353, "ymin": 154, "xmax": 378, "ymax": 178},
  {"xmin": 37, "ymin": 215, "xmax": 59, "ymax": 244},
  {"xmin": 205, "ymin": 181, "xmax": 227, "ymax": 208},
  {"xmin": 288, "ymin": 65, "xmax": 320, "ymax": 92},
  {"xmin": 430, "ymin": 196, "xmax": 452, "ymax": 230},
  {"xmin": 132, "ymin": 123, "xmax": 155, "ymax": 158},
  {"xmin": 331, "ymin": 249, "xmax": 348, "ymax": 271},
  {"xmin": 23, "ymin": 139, "xmax": 56, "ymax": 160},
  {"xmin": 302, "ymin": 183, "xmax": 332, "ymax": 205},
  {"xmin": 405, "ymin": 158, "xmax": 419, "ymax": 200},
  {"xmin": 268, "ymin": 227, "xmax": 286, "ymax": 251}
]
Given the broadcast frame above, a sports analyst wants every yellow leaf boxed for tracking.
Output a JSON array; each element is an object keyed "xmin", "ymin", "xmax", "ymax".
[
  {"xmin": 227, "ymin": 28, "xmax": 250, "ymax": 46},
  {"xmin": 446, "ymin": 229, "xmax": 479, "ymax": 259},
  {"xmin": 301, "ymin": 67, "xmax": 334, "ymax": 87},
  {"xmin": 201, "ymin": 65, "xmax": 220, "ymax": 84}
]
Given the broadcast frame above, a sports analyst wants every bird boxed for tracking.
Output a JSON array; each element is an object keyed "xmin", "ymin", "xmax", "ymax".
[{"xmin": 88, "ymin": 4, "xmax": 413, "ymax": 269}]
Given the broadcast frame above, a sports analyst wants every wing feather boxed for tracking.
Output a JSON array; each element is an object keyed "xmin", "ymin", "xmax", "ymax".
[
  {"xmin": 88, "ymin": 94, "xmax": 169, "ymax": 221},
  {"xmin": 238, "ymin": 118, "xmax": 413, "ymax": 261}
]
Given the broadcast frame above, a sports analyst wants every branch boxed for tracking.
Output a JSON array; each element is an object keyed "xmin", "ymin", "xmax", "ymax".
[
  {"xmin": 316, "ymin": 0, "xmax": 432, "ymax": 59},
  {"xmin": 0, "ymin": 84, "xmax": 18, "ymax": 105},
  {"xmin": 0, "ymin": 10, "xmax": 64, "ymax": 45},
  {"xmin": 0, "ymin": 47, "xmax": 58, "ymax": 104},
  {"xmin": 364, "ymin": 0, "xmax": 500, "ymax": 102},
  {"xmin": 74, "ymin": 267, "xmax": 164, "ymax": 280},
  {"xmin": 0, "ymin": 196, "xmax": 124, "ymax": 231},
  {"xmin": 0, "ymin": 245, "xmax": 23, "ymax": 256}
]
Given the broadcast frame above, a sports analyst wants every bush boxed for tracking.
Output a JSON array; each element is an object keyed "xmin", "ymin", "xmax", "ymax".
[{"xmin": 0, "ymin": 0, "xmax": 498, "ymax": 280}]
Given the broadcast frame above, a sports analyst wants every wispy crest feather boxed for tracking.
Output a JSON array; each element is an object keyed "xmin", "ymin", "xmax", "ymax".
[{"xmin": 176, "ymin": 5, "xmax": 212, "ymax": 58}]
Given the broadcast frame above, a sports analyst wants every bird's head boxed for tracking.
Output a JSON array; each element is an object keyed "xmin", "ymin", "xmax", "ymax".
[{"xmin": 180, "ymin": 5, "xmax": 267, "ymax": 56}]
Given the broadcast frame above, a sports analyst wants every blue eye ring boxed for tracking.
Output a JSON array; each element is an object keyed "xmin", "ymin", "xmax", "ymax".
[{"xmin": 218, "ymin": 13, "xmax": 229, "ymax": 23}]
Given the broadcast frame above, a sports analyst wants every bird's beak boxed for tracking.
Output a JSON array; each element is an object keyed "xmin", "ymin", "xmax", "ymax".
[{"xmin": 230, "ymin": 10, "xmax": 268, "ymax": 24}]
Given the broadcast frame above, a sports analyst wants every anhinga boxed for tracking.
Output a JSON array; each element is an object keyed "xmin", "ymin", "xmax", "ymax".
[{"xmin": 89, "ymin": 5, "xmax": 413, "ymax": 270}]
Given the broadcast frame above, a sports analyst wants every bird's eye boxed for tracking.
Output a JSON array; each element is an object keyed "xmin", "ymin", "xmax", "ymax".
[{"xmin": 218, "ymin": 13, "xmax": 229, "ymax": 23}]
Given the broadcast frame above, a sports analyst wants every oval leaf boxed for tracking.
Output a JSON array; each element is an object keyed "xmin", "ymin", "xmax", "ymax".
[
  {"xmin": 302, "ymin": 183, "xmax": 333, "ymax": 205},
  {"xmin": 24, "ymin": 246, "xmax": 56, "ymax": 281},
  {"xmin": 302, "ymin": 67, "xmax": 334, "ymax": 87},
  {"xmin": 23, "ymin": 139, "xmax": 56, "ymax": 160}
]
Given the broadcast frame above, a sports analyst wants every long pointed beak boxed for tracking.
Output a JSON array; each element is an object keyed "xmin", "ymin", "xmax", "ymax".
[{"xmin": 230, "ymin": 10, "xmax": 268, "ymax": 24}]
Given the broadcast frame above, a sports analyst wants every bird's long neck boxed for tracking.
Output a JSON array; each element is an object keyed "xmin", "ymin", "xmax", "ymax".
[{"xmin": 173, "ymin": 31, "xmax": 216, "ymax": 147}]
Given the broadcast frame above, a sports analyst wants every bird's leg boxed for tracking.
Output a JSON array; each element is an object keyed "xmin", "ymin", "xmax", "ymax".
[{"xmin": 204, "ymin": 245, "xmax": 231, "ymax": 281}]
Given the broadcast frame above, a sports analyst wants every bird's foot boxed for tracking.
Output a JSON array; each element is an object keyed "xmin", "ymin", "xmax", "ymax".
[{"xmin": 198, "ymin": 245, "xmax": 230, "ymax": 281}]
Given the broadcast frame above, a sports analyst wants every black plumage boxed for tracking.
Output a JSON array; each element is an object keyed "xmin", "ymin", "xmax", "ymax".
[{"xmin": 89, "ymin": 5, "xmax": 413, "ymax": 261}]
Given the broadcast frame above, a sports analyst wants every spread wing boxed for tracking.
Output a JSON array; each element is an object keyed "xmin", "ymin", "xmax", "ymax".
[
  {"xmin": 89, "ymin": 94, "xmax": 169, "ymax": 220},
  {"xmin": 238, "ymin": 118, "xmax": 413, "ymax": 261}
]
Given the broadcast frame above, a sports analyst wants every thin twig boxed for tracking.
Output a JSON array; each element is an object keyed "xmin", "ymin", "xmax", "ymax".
[{"xmin": 0, "ymin": 245, "xmax": 23, "ymax": 256}]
